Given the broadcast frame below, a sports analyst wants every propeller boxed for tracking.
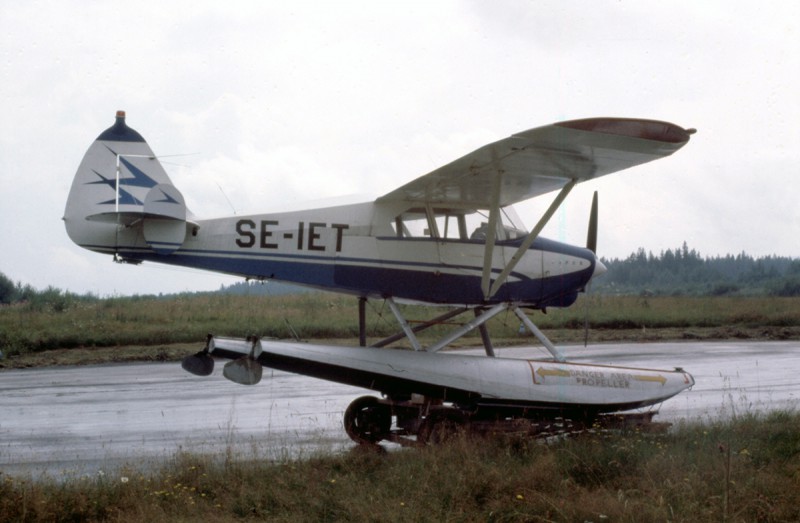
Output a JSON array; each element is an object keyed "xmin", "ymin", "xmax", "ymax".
[
  {"xmin": 584, "ymin": 191, "xmax": 599, "ymax": 346},
  {"xmin": 586, "ymin": 191, "xmax": 598, "ymax": 255}
]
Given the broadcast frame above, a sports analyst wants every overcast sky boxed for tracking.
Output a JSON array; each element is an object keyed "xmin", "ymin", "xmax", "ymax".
[{"xmin": 2, "ymin": 1, "xmax": 798, "ymax": 296}]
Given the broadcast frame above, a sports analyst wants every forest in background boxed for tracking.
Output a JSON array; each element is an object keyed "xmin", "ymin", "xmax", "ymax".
[{"xmin": 596, "ymin": 242, "xmax": 800, "ymax": 297}]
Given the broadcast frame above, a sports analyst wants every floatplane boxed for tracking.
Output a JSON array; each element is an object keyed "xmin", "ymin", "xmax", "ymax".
[{"xmin": 65, "ymin": 112, "xmax": 696, "ymax": 444}]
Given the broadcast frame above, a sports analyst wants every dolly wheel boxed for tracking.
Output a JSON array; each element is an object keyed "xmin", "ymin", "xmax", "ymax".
[{"xmin": 344, "ymin": 396, "xmax": 391, "ymax": 444}]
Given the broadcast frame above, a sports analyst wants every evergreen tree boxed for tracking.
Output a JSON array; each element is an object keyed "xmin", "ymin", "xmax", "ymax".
[{"xmin": 0, "ymin": 272, "xmax": 16, "ymax": 304}]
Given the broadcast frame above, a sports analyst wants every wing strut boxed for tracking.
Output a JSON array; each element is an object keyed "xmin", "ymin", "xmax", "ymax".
[
  {"xmin": 480, "ymin": 153, "xmax": 504, "ymax": 298},
  {"xmin": 487, "ymin": 179, "xmax": 576, "ymax": 298}
]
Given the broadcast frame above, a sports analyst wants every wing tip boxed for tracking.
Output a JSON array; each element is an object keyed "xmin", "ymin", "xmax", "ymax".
[{"xmin": 555, "ymin": 117, "xmax": 695, "ymax": 144}]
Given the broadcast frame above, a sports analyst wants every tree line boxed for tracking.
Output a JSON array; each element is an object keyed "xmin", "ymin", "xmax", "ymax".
[
  {"xmin": 594, "ymin": 242, "xmax": 800, "ymax": 296},
  {"xmin": 0, "ymin": 273, "xmax": 94, "ymax": 311}
]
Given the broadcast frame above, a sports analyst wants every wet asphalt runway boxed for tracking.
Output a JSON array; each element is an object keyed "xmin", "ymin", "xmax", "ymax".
[{"xmin": 1, "ymin": 341, "xmax": 797, "ymax": 478}]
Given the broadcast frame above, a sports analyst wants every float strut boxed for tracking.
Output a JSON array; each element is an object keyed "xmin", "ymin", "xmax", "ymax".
[
  {"xmin": 358, "ymin": 297, "xmax": 367, "ymax": 347},
  {"xmin": 386, "ymin": 298, "xmax": 423, "ymax": 351},
  {"xmin": 475, "ymin": 308, "xmax": 496, "ymax": 357},
  {"xmin": 428, "ymin": 302, "xmax": 507, "ymax": 353},
  {"xmin": 513, "ymin": 307, "xmax": 566, "ymax": 362}
]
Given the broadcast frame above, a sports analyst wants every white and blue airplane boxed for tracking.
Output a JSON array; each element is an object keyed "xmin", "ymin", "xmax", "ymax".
[{"xmin": 65, "ymin": 112, "xmax": 696, "ymax": 444}]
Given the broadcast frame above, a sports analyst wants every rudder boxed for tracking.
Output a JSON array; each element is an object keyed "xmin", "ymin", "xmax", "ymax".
[{"xmin": 64, "ymin": 111, "xmax": 193, "ymax": 258}]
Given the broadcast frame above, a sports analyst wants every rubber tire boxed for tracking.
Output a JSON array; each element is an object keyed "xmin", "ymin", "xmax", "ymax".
[{"xmin": 343, "ymin": 396, "xmax": 392, "ymax": 444}]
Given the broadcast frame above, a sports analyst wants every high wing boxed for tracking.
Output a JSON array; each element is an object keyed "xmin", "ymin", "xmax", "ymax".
[{"xmin": 377, "ymin": 117, "xmax": 695, "ymax": 208}]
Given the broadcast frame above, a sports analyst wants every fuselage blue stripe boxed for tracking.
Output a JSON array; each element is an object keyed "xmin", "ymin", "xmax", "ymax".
[
  {"xmin": 80, "ymin": 233, "xmax": 593, "ymax": 306},
  {"xmin": 81, "ymin": 243, "xmax": 569, "ymax": 282}
]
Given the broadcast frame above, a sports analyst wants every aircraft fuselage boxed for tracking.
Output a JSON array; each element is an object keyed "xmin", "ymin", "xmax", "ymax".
[{"xmin": 86, "ymin": 200, "xmax": 597, "ymax": 307}]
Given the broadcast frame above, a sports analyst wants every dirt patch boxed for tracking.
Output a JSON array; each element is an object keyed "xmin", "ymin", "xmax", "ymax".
[{"xmin": 0, "ymin": 343, "xmax": 199, "ymax": 369}]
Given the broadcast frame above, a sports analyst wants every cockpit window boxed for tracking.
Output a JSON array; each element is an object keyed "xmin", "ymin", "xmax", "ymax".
[
  {"xmin": 392, "ymin": 206, "xmax": 527, "ymax": 241},
  {"xmin": 394, "ymin": 211, "xmax": 431, "ymax": 238}
]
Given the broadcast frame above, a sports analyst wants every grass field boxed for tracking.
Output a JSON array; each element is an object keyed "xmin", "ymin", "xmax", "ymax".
[
  {"xmin": 2, "ymin": 410, "xmax": 799, "ymax": 522},
  {"xmin": 2, "ymin": 293, "xmax": 799, "ymax": 367}
]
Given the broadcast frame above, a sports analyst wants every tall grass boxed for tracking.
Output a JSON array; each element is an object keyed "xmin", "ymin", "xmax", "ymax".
[
  {"xmin": 2, "ymin": 410, "xmax": 799, "ymax": 522},
  {"xmin": 549, "ymin": 295, "xmax": 800, "ymax": 329},
  {"xmin": 2, "ymin": 294, "xmax": 799, "ymax": 357}
]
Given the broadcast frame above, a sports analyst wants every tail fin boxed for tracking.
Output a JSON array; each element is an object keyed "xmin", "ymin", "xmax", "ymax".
[{"xmin": 64, "ymin": 111, "xmax": 194, "ymax": 258}]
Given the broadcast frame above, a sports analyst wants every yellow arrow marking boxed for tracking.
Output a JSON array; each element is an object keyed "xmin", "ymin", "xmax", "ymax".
[
  {"xmin": 537, "ymin": 367, "xmax": 571, "ymax": 379},
  {"xmin": 634, "ymin": 374, "xmax": 667, "ymax": 385}
]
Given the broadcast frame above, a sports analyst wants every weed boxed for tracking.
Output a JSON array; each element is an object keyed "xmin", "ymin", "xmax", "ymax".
[{"xmin": 3, "ymin": 411, "xmax": 800, "ymax": 522}]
